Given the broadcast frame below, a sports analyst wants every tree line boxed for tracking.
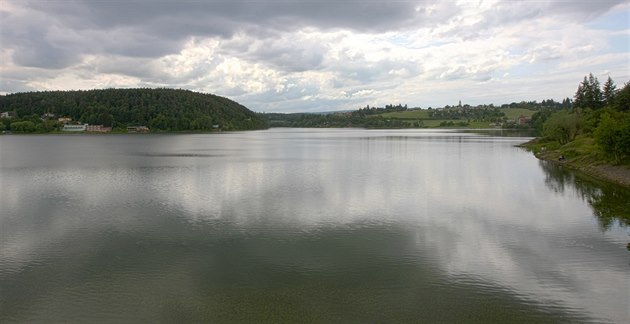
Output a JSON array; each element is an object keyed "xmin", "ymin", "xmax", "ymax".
[
  {"xmin": 262, "ymin": 104, "xmax": 415, "ymax": 128},
  {"xmin": 0, "ymin": 88, "xmax": 268, "ymax": 133},
  {"xmin": 263, "ymin": 99, "xmax": 576, "ymax": 129},
  {"xmin": 499, "ymin": 98, "xmax": 572, "ymax": 110},
  {"xmin": 538, "ymin": 74, "xmax": 630, "ymax": 163},
  {"xmin": 428, "ymin": 106, "xmax": 504, "ymax": 122}
]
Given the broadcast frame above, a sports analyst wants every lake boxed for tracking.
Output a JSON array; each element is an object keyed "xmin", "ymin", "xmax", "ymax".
[{"xmin": 1, "ymin": 129, "xmax": 629, "ymax": 323}]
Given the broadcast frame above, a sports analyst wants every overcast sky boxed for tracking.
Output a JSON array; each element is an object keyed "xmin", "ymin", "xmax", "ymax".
[{"xmin": 1, "ymin": 0, "xmax": 628, "ymax": 112}]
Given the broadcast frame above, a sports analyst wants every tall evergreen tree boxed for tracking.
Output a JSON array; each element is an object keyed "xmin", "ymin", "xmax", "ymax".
[
  {"xmin": 573, "ymin": 76, "xmax": 588, "ymax": 110},
  {"xmin": 614, "ymin": 82, "xmax": 630, "ymax": 112},
  {"xmin": 561, "ymin": 97, "xmax": 572, "ymax": 109},
  {"xmin": 588, "ymin": 73, "xmax": 604, "ymax": 109},
  {"xmin": 603, "ymin": 76, "xmax": 617, "ymax": 106},
  {"xmin": 574, "ymin": 73, "xmax": 604, "ymax": 110}
]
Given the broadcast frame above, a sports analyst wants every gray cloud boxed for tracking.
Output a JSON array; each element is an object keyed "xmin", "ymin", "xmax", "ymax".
[
  {"xmin": 23, "ymin": 0, "xmax": 434, "ymax": 33},
  {"xmin": 3, "ymin": 0, "xmax": 446, "ymax": 69},
  {"xmin": 4, "ymin": 0, "xmax": 622, "ymax": 70},
  {"xmin": 222, "ymin": 33, "xmax": 329, "ymax": 72},
  {"xmin": 1, "ymin": 7, "xmax": 77, "ymax": 68},
  {"xmin": 1, "ymin": 0, "xmax": 627, "ymax": 109},
  {"xmin": 435, "ymin": 0, "xmax": 626, "ymax": 42},
  {"xmin": 12, "ymin": 41, "xmax": 79, "ymax": 69}
]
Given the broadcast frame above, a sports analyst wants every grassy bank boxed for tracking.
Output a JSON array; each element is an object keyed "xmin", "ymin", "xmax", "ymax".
[{"xmin": 520, "ymin": 136, "xmax": 630, "ymax": 188}]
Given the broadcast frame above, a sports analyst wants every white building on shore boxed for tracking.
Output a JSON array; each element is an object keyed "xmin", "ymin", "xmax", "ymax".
[{"xmin": 62, "ymin": 124, "xmax": 88, "ymax": 132}]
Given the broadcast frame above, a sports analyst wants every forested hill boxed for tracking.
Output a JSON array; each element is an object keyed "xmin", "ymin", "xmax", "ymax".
[{"xmin": 0, "ymin": 88, "xmax": 268, "ymax": 131}]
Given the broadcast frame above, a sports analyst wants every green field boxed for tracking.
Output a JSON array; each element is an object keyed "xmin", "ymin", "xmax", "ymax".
[
  {"xmin": 368, "ymin": 107, "xmax": 534, "ymax": 128},
  {"xmin": 419, "ymin": 120, "xmax": 492, "ymax": 128},
  {"xmin": 380, "ymin": 108, "xmax": 535, "ymax": 121},
  {"xmin": 502, "ymin": 108, "xmax": 536, "ymax": 119},
  {"xmin": 380, "ymin": 109, "xmax": 431, "ymax": 119}
]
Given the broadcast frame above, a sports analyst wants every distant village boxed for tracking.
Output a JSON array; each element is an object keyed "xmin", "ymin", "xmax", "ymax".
[{"xmin": 1, "ymin": 111, "xmax": 149, "ymax": 133}]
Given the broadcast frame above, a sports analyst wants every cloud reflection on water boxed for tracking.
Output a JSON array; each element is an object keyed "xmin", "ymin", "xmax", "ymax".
[{"xmin": 1, "ymin": 130, "xmax": 628, "ymax": 322}]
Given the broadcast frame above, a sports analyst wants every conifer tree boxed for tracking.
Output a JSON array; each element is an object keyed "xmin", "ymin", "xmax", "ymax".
[
  {"xmin": 574, "ymin": 73, "xmax": 604, "ymax": 110},
  {"xmin": 603, "ymin": 76, "xmax": 616, "ymax": 106}
]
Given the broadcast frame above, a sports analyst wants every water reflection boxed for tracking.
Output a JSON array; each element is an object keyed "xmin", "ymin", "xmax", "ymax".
[
  {"xmin": 539, "ymin": 160, "xmax": 630, "ymax": 230},
  {"xmin": 1, "ymin": 130, "xmax": 629, "ymax": 323}
]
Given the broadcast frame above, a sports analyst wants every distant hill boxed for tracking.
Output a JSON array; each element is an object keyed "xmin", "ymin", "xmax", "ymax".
[
  {"xmin": 0, "ymin": 88, "xmax": 268, "ymax": 131},
  {"xmin": 260, "ymin": 103, "xmax": 546, "ymax": 129}
]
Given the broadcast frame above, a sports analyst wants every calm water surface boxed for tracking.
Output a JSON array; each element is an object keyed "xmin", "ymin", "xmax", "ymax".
[{"xmin": 1, "ymin": 129, "xmax": 629, "ymax": 323}]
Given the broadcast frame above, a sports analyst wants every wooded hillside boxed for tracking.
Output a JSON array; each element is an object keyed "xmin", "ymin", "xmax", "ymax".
[{"xmin": 0, "ymin": 88, "xmax": 268, "ymax": 132}]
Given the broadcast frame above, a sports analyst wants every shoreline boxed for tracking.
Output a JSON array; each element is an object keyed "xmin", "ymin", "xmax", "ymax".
[{"xmin": 519, "ymin": 140, "xmax": 630, "ymax": 189}]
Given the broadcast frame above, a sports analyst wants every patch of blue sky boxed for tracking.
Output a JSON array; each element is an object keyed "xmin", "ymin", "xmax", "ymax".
[
  {"xmin": 387, "ymin": 34, "xmax": 412, "ymax": 46},
  {"xmin": 587, "ymin": 8, "xmax": 629, "ymax": 31},
  {"xmin": 607, "ymin": 34, "xmax": 629, "ymax": 53},
  {"xmin": 505, "ymin": 46, "xmax": 526, "ymax": 57},
  {"xmin": 386, "ymin": 33, "xmax": 450, "ymax": 49}
]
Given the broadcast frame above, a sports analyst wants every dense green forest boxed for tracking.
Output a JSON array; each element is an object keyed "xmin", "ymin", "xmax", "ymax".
[
  {"xmin": 0, "ymin": 88, "xmax": 268, "ymax": 133},
  {"xmin": 527, "ymin": 74, "xmax": 630, "ymax": 165}
]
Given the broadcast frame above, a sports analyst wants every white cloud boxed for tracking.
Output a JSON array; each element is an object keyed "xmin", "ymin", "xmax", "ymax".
[{"xmin": 1, "ymin": 0, "xmax": 628, "ymax": 111}]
